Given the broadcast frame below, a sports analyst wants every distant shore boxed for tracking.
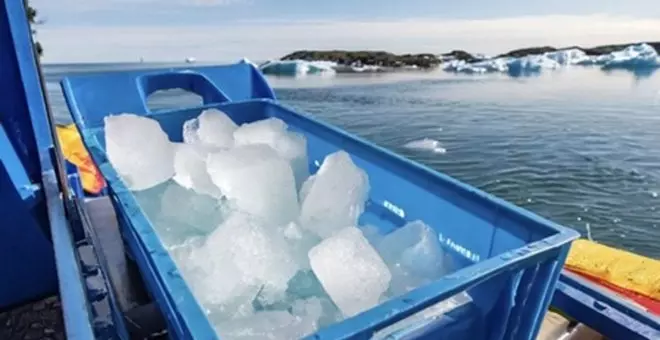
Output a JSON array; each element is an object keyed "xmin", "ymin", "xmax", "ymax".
[{"xmin": 279, "ymin": 42, "xmax": 660, "ymax": 69}]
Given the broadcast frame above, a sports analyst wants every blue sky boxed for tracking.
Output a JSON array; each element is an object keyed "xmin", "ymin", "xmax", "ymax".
[{"xmin": 31, "ymin": 0, "xmax": 660, "ymax": 63}]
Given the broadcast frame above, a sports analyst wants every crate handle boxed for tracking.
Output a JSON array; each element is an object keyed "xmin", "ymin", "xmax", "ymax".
[{"xmin": 136, "ymin": 71, "xmax": 230, "ymax": 112}]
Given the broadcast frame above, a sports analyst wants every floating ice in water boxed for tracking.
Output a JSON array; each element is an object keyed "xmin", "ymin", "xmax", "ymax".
[
  {"xmin": 105, "ymin": 114, "xmax": 174, "ymax": 191},
  {"xmin": 443, "ymin": 58, "xmax": 508, "ymax": 74},
  {"xmin": 183, "ymin": 108, "xmax": 237, "ymax": 148},
  {"xmin": 299, "ymin": 151, "xmax": 369, "ymax": 239},
  {"xmin": 233, "ymin": 117, "xmax": 310, "ymax": 190},
  {"xmin": 601, "ymin": 43, "xmax": 660, "ymax": 70},
  {"xmin": 309, "ymin": 227, "xmax": 391, "ymax": 317},
  {"xmin": 543, "ymin": 48, "xmax": 590, "ymax": 65},
  {"xmin": 403, "ymin": 138, "xmax": 446, "ymax": 154},
  {"xmin": 444, "ymin": 44, "xmax": 660, "ymax": 76},
  {"xmin": 376, "ymin": 220, "xmax": 453, "ymax": 296},
  {"xmin": 259, "ymin": 59, "xmax": 337, "ymax": 77},
  {"xmin": 205, "ymin": 212, "xmax": 301, "ymax": 306},
  {"xmin": 507, "ymin": 55, "xmax": 559, "ymax": 76},
  {"xmin": 206, "ymin": 144, "xmax": 300, "ymax": 226},
  {"xmin": 173, "ymin": 143, "xmax": 222, "ymax": 198}
]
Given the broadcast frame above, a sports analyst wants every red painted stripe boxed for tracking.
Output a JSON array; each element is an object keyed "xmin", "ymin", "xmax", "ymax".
[{"xmin": 565, "ymin": 268, "xmax": 660, "ymax": 315}]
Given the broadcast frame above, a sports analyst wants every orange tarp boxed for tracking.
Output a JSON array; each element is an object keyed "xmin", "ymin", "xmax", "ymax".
[{"xmin": 55, "ymin": 124, "xmax": 105, "ymax": 194}]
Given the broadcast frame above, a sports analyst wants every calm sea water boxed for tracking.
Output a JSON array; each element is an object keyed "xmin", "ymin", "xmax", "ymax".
[{"xmin": 44, "ymin": 63, "xmax": 660, "ymax": 259}]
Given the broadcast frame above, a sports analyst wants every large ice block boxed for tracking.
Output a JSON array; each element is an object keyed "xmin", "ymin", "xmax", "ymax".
[
  {"xmin": 376, "ymin": 220, "xmax": 453, "ymax": 296},
  {"xmin": 309, "ymin": 227, "xmax": 391, "ymax": 317},
  {"xmin": 105, "ymin": 113, "xmax": 174, "ymax": 191},
  {"xmin": 133, "ymin": 181, "xmax": 226, "ymax": 248},
  {"xmin": 233, "ymin": 117, "xmax": 309, "ymax": 189},
  {"xmin": 205, "ymin": 212, "xmax": 301, "ymax": 304},
  {"xmin": 299, "ymin": 151, "xmax": 369, "ymax": 239},
  {"xmin": 172, "ymin": 143, "xmax": 222, "ymax": 198},
  {"xmin": 172, "ymin": 237, "xmax": 260, "ymax": 321},
  {"xmin": 206, "ymin": 144, "xmax": 300, "ymax": 226},
  {"xmin": 183, "ymin": 108, "xmax": 237, "ymax": 148}
]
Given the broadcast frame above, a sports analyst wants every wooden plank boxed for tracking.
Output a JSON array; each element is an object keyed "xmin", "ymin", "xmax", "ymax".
[{"xmin": 537, "ymin": 311, "xmax": 570, "ymax": 340}]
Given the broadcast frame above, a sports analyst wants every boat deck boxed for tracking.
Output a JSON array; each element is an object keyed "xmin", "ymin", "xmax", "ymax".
[{"xmin": 0, "ymin": 296, "xmax": 64, "ymax": 340}]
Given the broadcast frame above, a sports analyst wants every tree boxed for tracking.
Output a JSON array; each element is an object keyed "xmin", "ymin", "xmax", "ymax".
[{"xmin": 24, "ymin": 0, "xmax": 43, "ymax": 57}]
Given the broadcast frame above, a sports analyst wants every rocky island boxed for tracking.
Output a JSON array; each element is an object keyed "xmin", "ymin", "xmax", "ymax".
[
  {"xmin": 280, "ymin": 50, "xmax": 441, "ymax": 69},
  {"xmin": 277, "ymin": 42, "xmax": 660, "ymax": 69},
  {"xmin": 496, "ymin": 42, "xmax": 660, "ymax": 58}
]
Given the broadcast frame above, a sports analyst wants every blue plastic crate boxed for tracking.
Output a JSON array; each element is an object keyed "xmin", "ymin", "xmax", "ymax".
[
  {"xmin": 61, "ymin": 65, "xmax": 579, "ymax": 340},
  {"xmin": 553, "ymin": 271, "xmax": 660, "ymax": 340}
]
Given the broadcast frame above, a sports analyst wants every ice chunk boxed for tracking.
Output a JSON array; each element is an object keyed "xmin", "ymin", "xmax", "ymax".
[
  {"xmin": 299, "ymin": 151, "xmax": 369, "ymax": 239},
  {"xmin": 285, "ymin": 273, "xmax": 343, "ymax": 327},
  {"xmin": 507, "ymin": 55, "xmax": 559, "ymax": 77},
  {"xmin": 291, "ymin": 297, "xmax": 324, "ymax": 323},
  {"xmin": 206, "ymin": 212, "xmax": 300, "ymax": 304},
  {"xmin": 206, "ymin": 144, "xmax": 300, "ymax": 226},
  {"xmin": 376, "ymin": 221, "xmax": 453, "ymax": 296},
  {"xmin": 233, "ymin": 118, "xmax": 309, "ymax": 189},
  {"xmin": 544, "ymin": 48, "xmax": 590, "ymax": 65},
  {"xmin": 214, "ymin": 309, "xmax": 319, "ymax": 340},
  {"xmin": 169, "ymin": 237, "xmax": 260, "ymax": 321},
  {"xmin": 373, "ymin": 292, "xmax": 473, "ymax": 339},
  {"xmin": 298, "ymin": 175, "xmax": 315, "ymax": 203},
  {"xmin": 133, "ymin": 181, "xmax": 227, "ymax": 247},
  {"xmin": 403, "ymin": 138, "xmax": 447, "ymax": 154},
  {"xmin": 259, "ymin": 59, "xmax": 337, "ymax": 77},
  {"xmin": 601, "ymin": 43, "xmax": 660, "ymax": 71},
  {"xmin": 309, "ymin": 227, "xmax": 391, "ymax": 317},
  {"xmin": 105, "ymin": 114, "xmax": 174, "ymax": 191},
  {"xmin": 191, "ymin": 251, "xmax": 260, "ymax": 320},
  {"xmin": 173, "ymin": 143, "xmax": 222, "ymax": 198},
  {"xmin": 360, "ymin": 224, "xmax": 384, "ymax": 247},
  {"xmin": 281, "ymin": 222, "xmax": 322, "ymax": 269},
  {"xmin": 274, "ymin": 131, "xmax": 309, "ymax": 191},
  {"xmin": 183, "ymin": 108, "xmax": 237, "ymax": 148},
  {"xmin": 233, "ymin": 117, "xmax": 287, "ymax": 146},
  {"xmin": 159, "ymin": 183, "xmax": 227, "ymax": 235}
]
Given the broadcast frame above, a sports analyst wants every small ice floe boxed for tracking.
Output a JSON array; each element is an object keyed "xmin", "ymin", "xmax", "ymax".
[{"xmin": 403, "ymin": 138, "xmax": 447, "ymax": 154}]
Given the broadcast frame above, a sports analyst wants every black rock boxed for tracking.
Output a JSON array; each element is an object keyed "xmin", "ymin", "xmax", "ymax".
[{"xmin": 279, "ymin": 50, "xmax": 441, "ymax": 68}]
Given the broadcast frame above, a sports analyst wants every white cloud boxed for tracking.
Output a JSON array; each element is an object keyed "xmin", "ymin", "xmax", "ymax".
[{"xmin": 36, "ymin": 14, "xmax": 660, "ymax": 63}]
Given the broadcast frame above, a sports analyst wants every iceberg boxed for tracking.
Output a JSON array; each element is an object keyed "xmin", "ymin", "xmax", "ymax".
[
  {"xmin": 600, "ymin": 43, "xmax": 660, "ymax": 71},
  {"xmin": 259, "ymin": 60, "xmax": 337, "ymax": 77},
  {"xmin": 442, "ymin": 58, "xmax": 508, "ymax": 74},
  {"xmin": 543, "ymin": 48, "xmax": 590, "ymax": 65},
  {"xmin": 258, "ymin": 59, "xmax": 390, "ymax": 76},
  {"xmin": 443, "ymin": 43, "xmax": 660, "ymax": 76},
  {"xmin": 506, "ymin": 55, "xmax": 559, "ymax": 77}
]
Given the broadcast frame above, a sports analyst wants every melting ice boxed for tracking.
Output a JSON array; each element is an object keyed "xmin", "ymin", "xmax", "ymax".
[{"xmin": 105, "ymin": 108, "xmax": 463, "ymax": 338}]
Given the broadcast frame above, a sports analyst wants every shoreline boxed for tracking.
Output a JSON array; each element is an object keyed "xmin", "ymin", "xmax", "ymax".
[{"xmin": 278, "ymin": 41, "xmax": 660, "ymax": 69}]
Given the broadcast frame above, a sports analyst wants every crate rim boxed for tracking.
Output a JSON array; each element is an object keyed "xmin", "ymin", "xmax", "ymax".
[{"xmin": 60, "ymin": 69, "xmax": 581, "ymax": 339}]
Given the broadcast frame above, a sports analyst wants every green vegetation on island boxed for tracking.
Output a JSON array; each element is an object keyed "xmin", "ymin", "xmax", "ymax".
[
  {"xmin": 280, "ymin": 50, "xmax": 441, "ymax": 68},
  {"xmin": 24, "ymin": 0, "xmax": 42, "ymax": 57}
]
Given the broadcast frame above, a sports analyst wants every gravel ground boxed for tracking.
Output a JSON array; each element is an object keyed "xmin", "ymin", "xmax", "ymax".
[{"xmin": 0, "ymin": 296, "xmax": 65, "ymax": 340}]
